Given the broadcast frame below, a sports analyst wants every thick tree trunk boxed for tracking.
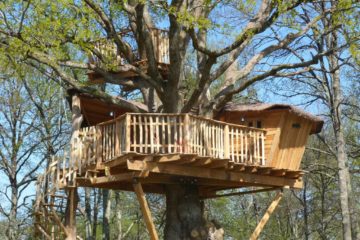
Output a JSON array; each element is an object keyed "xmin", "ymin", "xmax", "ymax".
[
  {"xmin": 164, "ymin": 184, "xmax": 206, "ymax": 240},
  {"xmin": 164, "ymin": 184, "xmax": 223, "ymax": 240}
]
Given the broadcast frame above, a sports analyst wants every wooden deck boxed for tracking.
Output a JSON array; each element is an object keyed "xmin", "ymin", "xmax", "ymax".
[{"xmin": 41, "ymin": 113, "xmax": 304, "ymax": 199}]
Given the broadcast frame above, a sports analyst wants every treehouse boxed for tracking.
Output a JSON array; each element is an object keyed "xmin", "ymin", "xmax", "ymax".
[
  {"xmin": 33, "ymin": 93, "xmax": 324, "ymax": 240},
  {"xmin": 87, "ymin": 28, "xmax": 170, "ymax": 85}
]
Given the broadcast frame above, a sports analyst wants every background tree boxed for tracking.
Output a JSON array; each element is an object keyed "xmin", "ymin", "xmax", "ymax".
[{"xmin": 0, "ymin": 66, "xmax": 69, "ymax": 239}]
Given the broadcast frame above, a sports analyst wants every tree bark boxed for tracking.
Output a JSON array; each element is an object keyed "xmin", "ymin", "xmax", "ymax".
[
  {"xmin": 164, "ymin": 184, "xmax": 223, "ymax": 240},
  {"xmin": 102, "ymin": 189, "xmax": 112, "ymax": 240},
  {"xmin": 7, "ymin": 181, "xmax": 18, "ymax": 240},
  {"xmin": 65, "ymin": 189, "xmax": 79, "ymax": 240},
  {"xmin": 164, "ymin": 184, "xmax": 205, "ymax": 240},
  {"xmin": 85, "ymin": 188, "xmax": 93, "ymax": 240},
  {"xmin": 329, "ymin": 31, "xmax": 358, "ymax": 240}
]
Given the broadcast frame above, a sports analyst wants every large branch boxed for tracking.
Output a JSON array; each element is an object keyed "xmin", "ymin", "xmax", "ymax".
[
  {"xmin": 212, "ymin": 43, "xmax": 348, "ymax": 112},
  {"xmin": 83, "ymin": 0, "xmax": 136, "ymax": 63},
  {"xmin": 188, "ymin": 0, "xmax": 297, "ymax": 57},
  {"xmin": 59, "ymin": 60, "xmax": 162, "ymax": 93},
  {"xmin": 27, "ymin": 51, "xmax": 147, "ymax": 113}
]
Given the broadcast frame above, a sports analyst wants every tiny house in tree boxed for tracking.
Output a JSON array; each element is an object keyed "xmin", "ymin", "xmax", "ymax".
[
  {"xmin": 217, "ymin": 103, "xmax": 324, "ymax": 171},
  {"xmin": 33, "ymin": 28, "xmax": 325, "ymax": 240}
]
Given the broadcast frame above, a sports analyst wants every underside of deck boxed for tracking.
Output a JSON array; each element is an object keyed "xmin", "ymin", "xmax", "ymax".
[{"xmin": 76, "ymin": 152, "xmax": 303, "ymax": 198}]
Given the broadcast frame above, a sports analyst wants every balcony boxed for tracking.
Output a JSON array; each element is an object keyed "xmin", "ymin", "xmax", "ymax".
[
  {"xmin": 74, "ymin": 113, "xmax": 266, "ymax": 166},
  {"xmin": 87, "ymin": 28, "xmax": 170, "ymax": 83}
]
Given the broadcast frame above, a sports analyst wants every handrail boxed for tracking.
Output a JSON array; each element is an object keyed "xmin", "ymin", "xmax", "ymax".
[{"xmin": 74, "ymin": 113, "xmax": 267, "ymax": 167}]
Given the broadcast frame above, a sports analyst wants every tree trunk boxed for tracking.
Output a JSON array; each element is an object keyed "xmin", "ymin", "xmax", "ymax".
[
  {"xmin": 115, "ymin": 192, "xmax": 122, "ymax": 240},
  {"xmin": 329, "ymin": 31, "xmax": 358, "ymax": 240},
  {"xmin": 7, "ymin": 181, "xmax": 18, "ymax": 240},
  {"xmin": 65, "ymin": 189, "xmax": 79, "ymax": 240},
  {"xmin": 102, "ymin": 189, "xmax": 112, "ymax": 240},
  {"xmin": 164, "ymin": 184, "xmax": 223, "ymax": 240},
  {"xmin": 85, "ymin": 188, "xmax": 93, "ymax": 240},
  {"xmin": 92, "ymin": 189, "xmax": 100, "ymax": 238},
  {"xmin": 164, "ymin": 184, "xmax": 205, "ymax": 240}
]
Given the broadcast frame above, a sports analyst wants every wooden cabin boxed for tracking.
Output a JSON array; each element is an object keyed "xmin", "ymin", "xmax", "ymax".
[
  {"xmin": 87, "ymin": 28, "xmax": 170, "ymax": 84},
  {"xmin": 217, "ymin": 103, "xmax": 324, "ymax": 171}
]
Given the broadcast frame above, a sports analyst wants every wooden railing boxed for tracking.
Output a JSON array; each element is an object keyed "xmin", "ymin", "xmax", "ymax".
[
  {"xmin": 72, "ymin": 113, "xmax": 266, "ymax": 166},
  {"xmin": 88, "ymin": 28, "xmax": 170, "ymax": 66}
]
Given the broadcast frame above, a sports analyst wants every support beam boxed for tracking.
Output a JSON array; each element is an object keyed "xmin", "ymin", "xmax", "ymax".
[
  {"xmin": 133, "ymin": 180, "xmax": 159, "ymax": 240},
  {"xmin": 127, "ymin": 160, "xmax": 303, "ymax": 188},
  {"xmin": 249, "ymin": 191, "xmax": 284, "ymax": 240},
  {"xmin": 205, "ymin": 187, "xmax": 280, "ymax": 199}
]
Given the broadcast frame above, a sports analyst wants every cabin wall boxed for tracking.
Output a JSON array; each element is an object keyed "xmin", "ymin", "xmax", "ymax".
[
  {"xmin": 220, "ymin": 110, "xmax": 313, "ymax": 170},
  {"xmin": 221, "ymin": 110, "xmax": 284, "ymax": 166},
  {"xmin": 271, "ymin": 112, "xmax": 313, "ymax": 170}
]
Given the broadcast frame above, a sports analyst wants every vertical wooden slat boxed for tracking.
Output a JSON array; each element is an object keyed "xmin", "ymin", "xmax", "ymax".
[
  {"xmin": 171, "ymin": 116, "xmax": 178, "ymax": 153},
  {"xmin": 224, "ymin": 125, "xmax": 230, "ymax": 159},
  {"xmin": 256, "ymin": 132, "xmax": 260, "ymax": 164},
  {"xmin": 155, "ymin": 116, "xmax": 160, "ymax": 153},
  {"xmin": 261, "ymin": 132, "xmax": 266, "ymax": 165},
  {"xmin": 126, "ymin": 114, "xmax": 131, "ymax": 153},
  {"xmin": 139, "ymin": 116, "xmax": 143, "ymax": 153},
  {"xmin": 231, "ymin": 127, "xmax": 235, "ymax": 162},
  {"xmin": 179, "ymin": 116, "xmax": 183, "ymax": 153},
  {"xmin": 145, "ymin": 116, "xmax": 149, "ymax": 154},
  {"xmin": 167, "ymin": 116, "xmax": 171, "ymax": 153},
  {"xmin": 96, "ymin": 126, "xmax": 102, "ymax": 163},
  {"xmin": 184, "ymin": 114, "xmax": 190, "ymax": 154},
  {"xmin": 245, "ymin": 131, "xmax": 248, "ymax": 163},
  {"xmin": 150, "ymin": 116, "xmax": 154, "ymax": 153},
  {"xmin": 161, "ymin": 116, "xmax": 166, "ymax": 154},
  {"xmin": 133, "ymin": 116, "xmax": 137, "ymax": 152}
]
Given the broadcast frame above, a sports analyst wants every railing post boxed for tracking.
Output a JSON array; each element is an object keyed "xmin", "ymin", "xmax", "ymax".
[
  {"xmin": 126, "ymin": 114, "xmax": 131, "ymax": 153},
  {"xmin": 96, "ymin": 126, "xmax": 103, "ymax": 164},
  {"xmin": 115, "ymin": 120, "xmax": 120, "ymax": 156},
  {"xmin": 183, "ymin": 114, "xmax": 190, "ymax": 153},
  {"xmin": 224, "ymin": 125, "xmax": 230, "ymax": 159},
  {"xmin": 261, "ymin": 132, "xmax": 266, "ymax": 166}
]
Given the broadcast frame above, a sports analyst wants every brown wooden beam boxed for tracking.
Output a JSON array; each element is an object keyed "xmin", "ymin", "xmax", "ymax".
[
  {"xmin": 127, "ymin": 160, "xmax": 303, "ymax": 189},
  {"xmin": 205, "ymin": 187, "xmax": 280, "ymax": 199},
  {"xmin": 249, "ymin": 191, "xmax": 284, "ymax": 240},
  {"xmin": 133, "ymin": 180, "xmax": 159, "ymax": 240}
]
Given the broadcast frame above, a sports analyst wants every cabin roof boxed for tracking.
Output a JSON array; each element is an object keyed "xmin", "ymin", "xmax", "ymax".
[
  {"xmin": 67, "ymin": 88, "xmax": 148, "ymax": 126},
  {"xmin": 222, "ymin": 103, "xmax": 324, "ymax": 134}
]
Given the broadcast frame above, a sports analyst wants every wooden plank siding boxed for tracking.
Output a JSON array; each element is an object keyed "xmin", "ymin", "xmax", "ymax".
[{"xmin": 221, "ymin": 110, "xmax": 313, "ymax": 171}]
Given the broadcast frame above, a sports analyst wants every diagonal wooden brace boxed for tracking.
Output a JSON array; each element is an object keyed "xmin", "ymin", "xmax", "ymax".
[
  {"xmin": 249, "ymin": 190, "xmax": 284, "ymax": 240},
  {"xmin": 133, "ymin": 179, "xmax": 159, "ymax": 240}
]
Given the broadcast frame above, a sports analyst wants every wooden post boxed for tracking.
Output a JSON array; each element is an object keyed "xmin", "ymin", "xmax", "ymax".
[
  {"xmin": 249, "ymin": 191, "xmax": 283, "ymax": 240},
  {"xmin": 115, "ymin": 120, "xmax": 120, "ymax": 156},
  {"xmin": 96, "ymin": 126, "xmax": 103, "ymax": 164},
  {"xmin": 224, "ymin": 125, "xmax": 230, "ymax": 159},
  {"xmin": 133, "ymin": 180, "xmax": 159, "ymax": 240},
  {"xmin": 183, "ymin": 114, "xmax": 190, "ymax": 153},
  {"xmin": 125, "ymin": 114, "xmax": 131, "ymax": 153}
]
